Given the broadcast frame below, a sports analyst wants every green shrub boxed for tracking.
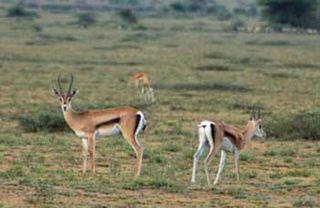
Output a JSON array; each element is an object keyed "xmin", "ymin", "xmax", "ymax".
[
  {"xmin": 18, "ymin": 110, "xmax": 68, "ymax": 132},
  {"xmin": 76, "ymin": 12, "xmax": 96, "ymax": 28},
  {"xmin": 7, "ymin": 5, "xmax": 38, "ymax": 18},
  {"xmin": 118, "ymin": 9, "xmax": 138, "ymax": 24},
  {"xmin": 265, "ymin": 110, "xmax": 320, "ymax": 140}
]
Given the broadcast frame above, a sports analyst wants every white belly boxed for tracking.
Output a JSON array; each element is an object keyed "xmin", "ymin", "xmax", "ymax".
[
  {"xmin": 95, "ymin": 125, "xmax": 120, "ymax": 137},
  {"xmin": 221, "ymin": 137, "xmax": 237, "ymax": 152},
  {"xmin": 74, "ymin": 125, "xmax": 121, "ymax": 139}
]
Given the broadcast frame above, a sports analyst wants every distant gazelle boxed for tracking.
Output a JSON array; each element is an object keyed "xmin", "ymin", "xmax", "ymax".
[
  {"xmin": 128, "ymin": 71, "xmax": 155, "ymax": 103},
  {"xmin": 191, "ymin": 111, "xmax": 266, "ymax": 185},
  {"xmin": 52, "ymin": 74, "xmax": 146, "ymax": 178}
]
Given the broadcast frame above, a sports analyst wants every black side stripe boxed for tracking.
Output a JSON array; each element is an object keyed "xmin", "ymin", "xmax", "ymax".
[
  {"xmin": 134, "ymin": 114, "xmax": 141, "ymax": 135},
  {"xmin": 96, "ymin": 117, "xmax": 120, "ymax": 129},
  {"xmin": 210, "ymin": 123, "xmax": 215, "ymax": 142}
]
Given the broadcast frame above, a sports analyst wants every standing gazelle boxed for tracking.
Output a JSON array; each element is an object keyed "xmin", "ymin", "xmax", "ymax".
[
  {"xmin": 191, "ymin": 111, "xmax": 266, "ymax": 186},
  {"xmin": 52, "ymin": 74, "xmax": 146, "ymax": 178},
  {"xmin": 128, "ymin": 71, "xmax": 155, "ymax": 103}
]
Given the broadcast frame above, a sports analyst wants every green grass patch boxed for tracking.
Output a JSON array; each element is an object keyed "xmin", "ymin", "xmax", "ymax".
[
  {"xmin": 264, "ymin": 147, "xmax": 297, "ymax": 156},
  {"xmin": 162, "ymin": 143, "xmax": 181, "ymax": 152},
  {"xmin": 121, "ymin": 178, "xmax": 185, "ymax": 193},
  {"xmin": 286, "ymin": 170, "xmax": 311, "ymax": 177},
  {"xmin": 239, "ymin": 152, "xmax": 254, "ymax": 161}
]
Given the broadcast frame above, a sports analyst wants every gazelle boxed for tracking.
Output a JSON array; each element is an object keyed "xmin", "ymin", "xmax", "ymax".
[
  {"xmin": 128, "ymin": 71, "xmax": 155, "ymax": 103},
  {"xmin": 52, "ymin": 74, "xmax": 146, "ymax": 178},
  {"xmin": 191, "ymin": 111, "xmax": 266, "ymax": 186}
]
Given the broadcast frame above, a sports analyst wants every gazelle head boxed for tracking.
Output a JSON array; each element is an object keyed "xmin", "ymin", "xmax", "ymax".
[
  {"xmin": 249, "ymin": 110, "xmax": 266, "ymax": 138},
  {"xmin": 52, "ymin": 73, "xmax": 78, "ymax": 112}
]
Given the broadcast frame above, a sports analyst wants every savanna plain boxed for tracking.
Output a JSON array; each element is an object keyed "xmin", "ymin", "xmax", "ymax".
[{"xmin": 0, "ymin": 7, "xmax": 320, "ymax": 208}]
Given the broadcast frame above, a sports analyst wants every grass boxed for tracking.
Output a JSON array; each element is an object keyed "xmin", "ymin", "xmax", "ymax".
[
  {"xmin": 193, "ymin": 64, "xmax": 239, "ymax": 71},
  {"xmin": 154, "ymin": 82, "xmax": 251, "ymax": 92},
  {"xmin": 0, "ymin": 5, "xmax": 319, "ymax": 208},
  {"xmin": 264, "ymin": 147, "xmax": 298, "ymax": 156}
]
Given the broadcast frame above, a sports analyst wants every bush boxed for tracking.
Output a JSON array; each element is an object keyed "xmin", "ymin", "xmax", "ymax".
[
  {"xmin": 7, "ymin": 5, "xmax": 38, "ymax": 18},
  {"xmin": 170, "ymin": 2, "xmax": 187, "ymax": 13},
  {"xmin": 264, "ymin": 110, "xmax": 320, "ymax": 140},
  {"xmin": 207, "ymin": 4, "xmax": 232, "ymax": 20},
  {"xmin": 76, "ymin": 12, "xmax": 96, "ymax": 28},
  {"xmin": 18, "ymin": 110, "xmax": 68, "ymax": 133},
  {"xmin": 118, "ymin": 9, "xmax": 138, "ymax": 24},
  {"xmin": 258, "ymin": 0, "xmax": 319, "ymax": 29}
]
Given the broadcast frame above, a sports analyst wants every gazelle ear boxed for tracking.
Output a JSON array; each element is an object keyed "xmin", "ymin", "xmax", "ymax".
[
  {"xmin": 70, "ymin": 89, "xmax": 79, "ymax": 98},
  {"xmin": 52, "ymin": 88, "xmax": 60, "ymax": 97}
]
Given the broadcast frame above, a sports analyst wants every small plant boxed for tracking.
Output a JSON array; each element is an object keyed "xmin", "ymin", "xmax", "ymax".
[
  {"xmin": 239, "ymin": 152, "xmax": 253, "ymax": 161},
  {"xmin": 76, "ymin": 12, "xmax": 96, "ymax": 28},
  {"xmin": 284, "ymin": 179, "xmax": 301, "ymax": 186}
]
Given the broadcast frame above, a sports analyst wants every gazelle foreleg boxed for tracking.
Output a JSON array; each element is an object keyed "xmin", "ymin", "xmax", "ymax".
[
  {"xmin": 87, "ymin": 133, "xmax": 96, "ymax": 174},
  {"xmin": 191, "ymin": 127, "xmax": 207, "ymax": 183},
  {"xmin": 81, "ymin": 138, "xmax": 89, "ymax": 173},
  {"xmin": 233, "ymin": 149, "xmax": 240, "ymax": 181},
  {"xmin": 213, "ymin": 150, "xmax": 227, "ymax": 185}
]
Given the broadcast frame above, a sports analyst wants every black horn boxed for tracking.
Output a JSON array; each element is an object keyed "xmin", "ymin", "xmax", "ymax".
[
  {"xmin": 67, "ymin": 73, "xmax": 74, "ymax": 96},
  {"xmin": 56, "ymin": 73, "xmax": 63, "ymax": 94}
]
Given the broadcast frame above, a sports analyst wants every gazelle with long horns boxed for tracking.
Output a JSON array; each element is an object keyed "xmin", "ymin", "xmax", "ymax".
[
  {"xmin": 52, "ymin": 74, "xmax": 146, "ymax": 178},
  {"xmin": 128, "ymin": 71, "xmax": 155, "ymax": 103},
  {"xmin": 191, "ymin": 111, "xmax": 266, "ymax": 186}
]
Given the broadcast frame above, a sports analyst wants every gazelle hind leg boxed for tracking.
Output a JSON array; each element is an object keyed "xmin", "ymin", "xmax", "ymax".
[
  {"xmin": 234, "ymin": 150, "xmax": 240, "ymax": 181},
  {"xmin": 124, "ymin": 133, "xmax": 144, "ymax": 178},
  {"xmin": 213, "ymin": 150, "xmax": 227, "ymax": 185},
  {"xmin": 191, "ymin": 127, "xmax": 207, "ymax": 183},
  {"xmin": 203, "ymin": 124, "xmax": 222, "ymax": 186},
  {"xmin": 121, "ymin": 114, "xmax": 145, "ymax": 178}
]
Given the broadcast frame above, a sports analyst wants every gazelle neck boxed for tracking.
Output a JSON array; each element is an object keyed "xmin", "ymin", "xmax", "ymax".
[
  {"xmin": 241, "ymin": 121, "xmax": 256, "ymax": 146},
  {"xmin": 62, "ymin": 105, "xmax": 77, "ymax": 127}
]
